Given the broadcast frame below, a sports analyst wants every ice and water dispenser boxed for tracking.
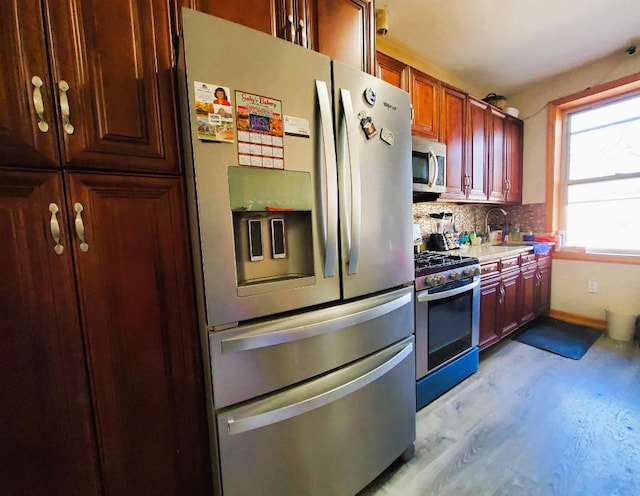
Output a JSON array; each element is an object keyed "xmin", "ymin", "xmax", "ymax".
[{"xmin": 228, "ymin": 166, "xmax": 315, "ymax": 294}]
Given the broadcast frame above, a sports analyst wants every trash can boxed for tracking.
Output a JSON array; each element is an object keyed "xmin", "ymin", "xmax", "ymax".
[{"xmin": 605, "ymin": 308, "xmax": 638, "ymax": 342}]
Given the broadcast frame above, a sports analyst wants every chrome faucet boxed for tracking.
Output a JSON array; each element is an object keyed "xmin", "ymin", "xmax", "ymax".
[{"xmin": 484, "ymin": 207, "xmax": 508, "ymax": 236}]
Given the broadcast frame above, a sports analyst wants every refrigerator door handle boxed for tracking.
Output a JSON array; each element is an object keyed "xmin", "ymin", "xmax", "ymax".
[
  {"xmin": 316, "ymin": 80, "xmax": 338, "ymax": 278},
  {"xmin": 226, "ymin": 340, "xmax": 414, "ymax": 435},
  {"xmin": 220, "ymin": 291, "xmax": 412, "ymax": 353},
  {"xmin": 340, "ymin": 88, "xmax": 362, "ymax": 275}
]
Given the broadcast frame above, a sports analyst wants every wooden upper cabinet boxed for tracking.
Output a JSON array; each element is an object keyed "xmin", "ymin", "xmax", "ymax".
[
  {"xmin": 439, "ymin": 84, "xmax": 467, "ymax": 201},
  {"xmin": 0, "ymin": 170, "xmax": 99, "ymax": 495},
  {"xmin": 488, "ymin": 108, "xmax": 507, "ymax": 202},
  {"xmin": 0, "ymin": 0, "xmax": 61, "ymax": 168},
  {"xmin": 505, "ymin": 115, "xmax": 523, "ymax": 204},
  {"xmin": 410, "ymin": 68, "xmax": 439, "ymax": 140},
  {"xmin": 376, "ymin": 51, "xmax": 409, "ymax": 90},
  {"xmin": 313, "ymin": 0, "xmax": 375, "ymax": 74},
  {"xmin": 0, "ymin": 0, "xmax": 180, "ymax": 173},
  {"xmin": 176, "ymin": 0, "xmax": 277, "ymax": 35},
  {"xmin": 466, "ymin": 96, "xmax": 490, "ymax": 201}
]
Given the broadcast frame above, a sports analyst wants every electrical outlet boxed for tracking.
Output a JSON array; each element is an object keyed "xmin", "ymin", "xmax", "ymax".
[{"xmin": 588, "ymin": 280, "xmax": 599, "ymax": 293}]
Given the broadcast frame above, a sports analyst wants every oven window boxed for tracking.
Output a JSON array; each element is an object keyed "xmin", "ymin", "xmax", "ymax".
[{"xmin": 427, "ymin": 290, "xmax": 472, "ymax": 370}]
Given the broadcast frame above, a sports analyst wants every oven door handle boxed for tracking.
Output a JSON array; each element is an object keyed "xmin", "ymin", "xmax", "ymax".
[{"xmin": 416, "ymin": 278, "xmax": 480, "ymax": 302}]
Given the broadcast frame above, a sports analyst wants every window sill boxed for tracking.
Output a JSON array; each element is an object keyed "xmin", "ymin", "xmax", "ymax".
[{"xmin": 552, "ymin": 248, "xmax": 640, "ymax": 265}]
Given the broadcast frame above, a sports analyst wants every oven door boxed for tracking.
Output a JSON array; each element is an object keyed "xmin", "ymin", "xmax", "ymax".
[{"xmin": 414, "ymin": 278, "xmax": 480, "ymax": 379}]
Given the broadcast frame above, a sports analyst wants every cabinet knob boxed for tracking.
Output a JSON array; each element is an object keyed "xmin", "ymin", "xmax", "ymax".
[
  {"xmin": 287, "ymin": 14, "xmax": 295, "ymax": 43},
  {"xmin": 74, "ymin": 202, "xmax": 89, "ymax": 252},
  {"xmin": 48, "ymin": 203, "xmax": 64, "ymax": 255},
  {"xmin": 298, "ymin": 19, "xmax": 307, "ymax": 48},
  {"xmin": 31, "ymin": 76, "xmax": 49, "ymax": 133},
  {"xmin": 58, "ymin": 80, "xmax": 75, "ymax": 135}
]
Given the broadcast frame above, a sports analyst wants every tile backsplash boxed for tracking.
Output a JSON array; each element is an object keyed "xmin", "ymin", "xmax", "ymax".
[{"xmin": 412, "ymin": 202, "xmax": 547, "ymax": 236}]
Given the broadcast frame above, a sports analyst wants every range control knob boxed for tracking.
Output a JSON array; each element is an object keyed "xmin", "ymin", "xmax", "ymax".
[
  {"xmin": 463, "ymin": 267, "xmax": 478, "ymax": 277},
  {"xmin": 425, "ymin": 276, "xmax": 437, "ymax": 287},
  {"xmin": 450, "ymin": 271, "xmax": 461, "ymax": 280}
]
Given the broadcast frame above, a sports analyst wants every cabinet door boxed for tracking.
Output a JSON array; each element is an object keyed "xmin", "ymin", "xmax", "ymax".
[
  {"xmin": 313, "ymin": 0, "xmax": 375, "ymax": 73},
  {"xmin": 488, "ymin": 108, "xmax": 506, "ymax": 202},
  {"xmin": 65, "ymin": 173, "xmax": 211, "ymax": 496},
  {"xmin": 376, "ymin": 51, "xmax": 409, "ymax": 90},
  {"xmin": 520, "ymin": 265, "xmax": 537, "ymax": 324},
  {"xmin": 499, "ymin": 270, "xmax": 521, "ymax": 337},
  {"xmin": 0, "ymin": 170, "xmax": 99, "ymax": 495},
  {"xmin": 505, "ymin": 116, "xmax": 523, "ymax": 203},
  {"xmin": 177, "ymin": 0, "xmax": 277, "ymax": 35},
  {"xmin": 466, "ymin": 96, "xmax": 489, "ymax": 201},
  {"xmin": 0, "ymin": 0, "xmax": 60, "ymax": 168},
  {"xmin": 480, "ymin": 276, "xmax": 501, "ymax": 350},
  {"xmin": 536, "ymin": 258, "xmax": 552, "ymax": 315},
  {"xmin": 410, "ymin": 69, "xmax": 439, "ymax": 140},
  {"xmin": 46, "ymin": 0, "xmax": 180, "ymax": 173},
  {"xmin": 439, "ymin": 84, "xmax": 467, "ymax": 201}
]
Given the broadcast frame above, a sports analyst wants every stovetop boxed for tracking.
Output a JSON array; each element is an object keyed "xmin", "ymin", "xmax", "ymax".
[{"xmin": 414, "ymin": 251, "xmax": 479, "ymax": 278}]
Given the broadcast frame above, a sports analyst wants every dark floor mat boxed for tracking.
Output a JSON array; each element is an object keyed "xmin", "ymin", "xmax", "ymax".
[{"xmin": 512, "ymin": 317, "xmax": 601, "ymax": 360}]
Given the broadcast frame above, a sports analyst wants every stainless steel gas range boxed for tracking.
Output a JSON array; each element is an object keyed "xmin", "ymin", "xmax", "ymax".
[{"xmin": 413, "ymin": 251, "xmax": 481, "ymax": 410}]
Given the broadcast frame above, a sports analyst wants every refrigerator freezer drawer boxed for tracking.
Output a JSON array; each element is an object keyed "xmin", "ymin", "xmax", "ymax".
[
  {"xmin": 209, "ymin": 286, "xmax": 414, "ymax": 408},
  {"xmin": 216, "ymin": 337, "xmax": 416, "ymax": 496}
]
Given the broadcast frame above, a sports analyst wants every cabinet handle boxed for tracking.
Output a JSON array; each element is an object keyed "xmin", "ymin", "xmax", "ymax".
[
  {"xmin": 498, "ymin": 284, "xmax": 505, "ymax": 304},
  {"xmin": 58, "ymin": 80, "xmax": 75, "ymax": 135},
  {"xmin": 287, "ymin": 14, "xmax": 295, "ymax": 43},
  {"xmin": 73, "ymin": 202, "xmax": 89, "ymax": 252},
  {"xmin": 48, "ymin": 203, "xmax": 64, "ymax": 255},
  {"xmin": 298, "ymin": 19, "xmax": 307, "ymax": 48},
  {"xmin": 31, "ymin": 76, "xmax": 49, "ymax": 132}
]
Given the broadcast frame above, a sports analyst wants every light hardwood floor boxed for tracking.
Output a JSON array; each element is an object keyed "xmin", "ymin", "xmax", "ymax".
[{"xmin": 359, "ymin": 331, "xmax": 640, "ymax": 496}]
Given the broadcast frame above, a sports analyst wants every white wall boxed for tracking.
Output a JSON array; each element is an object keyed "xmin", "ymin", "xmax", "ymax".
[
  {"xmin": 509, "ymin": 51, "xmax": 640, "ymax": 205},
  {"xmin": 551, "ymin": 260, "xmax": 640, "ymax": 320},
  {"xmin": 510, "ymin": 52, "xmax": 640, "ymax": 320}
]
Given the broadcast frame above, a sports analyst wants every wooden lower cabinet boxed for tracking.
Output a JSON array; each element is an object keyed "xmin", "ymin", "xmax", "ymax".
[
  {"xmin": 1, "ymin": 169, "xmax": 211, "ymax": 496},
  {"xmin": 480, "ymin": 252, "xmax": 553, "ymax": 351}
]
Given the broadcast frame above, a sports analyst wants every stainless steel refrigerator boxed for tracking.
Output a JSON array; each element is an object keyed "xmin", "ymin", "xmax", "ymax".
[{"xmin": 179, "ymin": 9, "xmax": 415, "ymax": 496}]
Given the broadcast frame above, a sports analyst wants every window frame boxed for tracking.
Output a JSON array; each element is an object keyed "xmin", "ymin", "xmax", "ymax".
[{"xmin": 546, "ymin": 72, "xmax": 640, "ymax": 265}]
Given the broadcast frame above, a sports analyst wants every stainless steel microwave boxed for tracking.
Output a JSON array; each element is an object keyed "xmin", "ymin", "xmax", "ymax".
[{"xmin": 412, "ymin": 137, "xmax": 446, "ymax": 194}]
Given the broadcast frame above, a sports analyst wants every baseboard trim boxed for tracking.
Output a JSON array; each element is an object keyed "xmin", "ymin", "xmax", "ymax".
[{"xmin": 549, "ymin": 309, "xmax": 607, "ymax": 331}]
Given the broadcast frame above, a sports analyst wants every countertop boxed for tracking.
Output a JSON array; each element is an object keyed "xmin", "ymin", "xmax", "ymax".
[{"xmin": 459, "ymin": 243, "xmax": 536, "ymax": 263}]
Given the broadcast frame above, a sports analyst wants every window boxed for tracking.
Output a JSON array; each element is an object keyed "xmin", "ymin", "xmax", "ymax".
[
  {"xmin": 547, "ymin": 73, "xmax": 640, "ymax": 262},
  {"xmin": 563, "ymin": 94, "xmax": 640, "ymax": 253}
]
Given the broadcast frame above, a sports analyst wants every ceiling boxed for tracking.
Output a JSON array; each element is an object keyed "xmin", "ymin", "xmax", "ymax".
[{"xmin": 378, "ymin": 0, "xmax": 640, "ymax": 96}]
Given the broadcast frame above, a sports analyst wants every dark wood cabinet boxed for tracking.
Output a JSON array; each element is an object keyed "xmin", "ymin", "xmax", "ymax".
[
  {"xmin": 488, "ymin": 108, "xmax": 507, "ymax": 202},
  {"xmin": 0, "ymin": 169, "xmax": 100, "ymax": 496},
  {"xmin": 439, "ymin": 84, "xmax": 468, "ymax": 201},
  {"xmin": 465, "ymin": 96, "xmax": 490, "ymax": 201},
  {"xmin": 480, "ymin": 275, "xmax": 502, "ymax": 350},
  {"xmin": 0, "ymin": 0, "xmax": 180, "ymax": 174},
  {"xmin": 410, "ymin": 68, "xmax": 440, "ymax": 140},
  {"xmin": 499, "ymin": 267, "xmax": 521, "ymax": 337},
  {"xmin": 0, "ymin": 169, "xmax": 211, "ymax": 495},
  {"xmin": 481, "ymin": 251, "xmax": 553, "ymax": 351},
  {"xmin": 376, "ymin": 51, "xmax": 409, "ymax": 90},
  {"xmin": 179, "ymin": 0, "xmax": 375, "ymax": 73},
  {"xmin": 505, "ymin": 115, "xmax": 523, "ymax": 204}
]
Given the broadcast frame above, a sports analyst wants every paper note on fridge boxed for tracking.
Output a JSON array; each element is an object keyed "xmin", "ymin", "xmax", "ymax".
[{"xmin": 284, "ymin": 115, "xmax": 311, "ymax": 138}]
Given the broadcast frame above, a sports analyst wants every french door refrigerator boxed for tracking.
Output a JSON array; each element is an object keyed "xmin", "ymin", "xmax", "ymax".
[{"xmin": 179, "ymin": 9, "xmax": 415, "ymax": 496}]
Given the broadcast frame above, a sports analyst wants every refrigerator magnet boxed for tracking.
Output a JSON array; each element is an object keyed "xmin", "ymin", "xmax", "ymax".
[
  {"xmin": 380, "ymin": 127, "xmax": 395, "ymax": 146},
  {"xmin": 359, "ymin": 115, "xmax": 377, "ymax": 140},
  {"xmin": 363, "ymin": 87, "xmax": 377, "ymax": 106},
  {"xmin": 194, "ymin": 82, "xmax": 234, "ymax": 142}
]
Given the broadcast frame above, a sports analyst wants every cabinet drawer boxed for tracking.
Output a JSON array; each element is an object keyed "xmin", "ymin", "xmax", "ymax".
[
  {"xmin": 500, "ymin": 256, "xmax": 520, "ymax": 272},
  {"xmin": 537, "ymin": 253, "xmax": 551, "ymax": 267},
  {"xmin": 521, "ymin": 252, "xmax": 536, "ymax": 265},
  {"xmin": 481, "ymin": 261, "xmax": 499, "ymax": 277}
]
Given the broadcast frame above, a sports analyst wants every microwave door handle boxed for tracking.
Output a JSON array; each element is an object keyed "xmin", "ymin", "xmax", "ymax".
[
  {"xmin": 416, "ymin": 278, "xmax": 480, "ymax": 302},
  {"xmin": 316, "ymin": 80, "xmax": 338, "ymax": 278},
  {"xmin": 340, "ymin": 88, "xmax": 361, "ymax": 275},
  {"xmin": 428, "ymin": 150, "xmax": 437, "ymax": 188}
]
